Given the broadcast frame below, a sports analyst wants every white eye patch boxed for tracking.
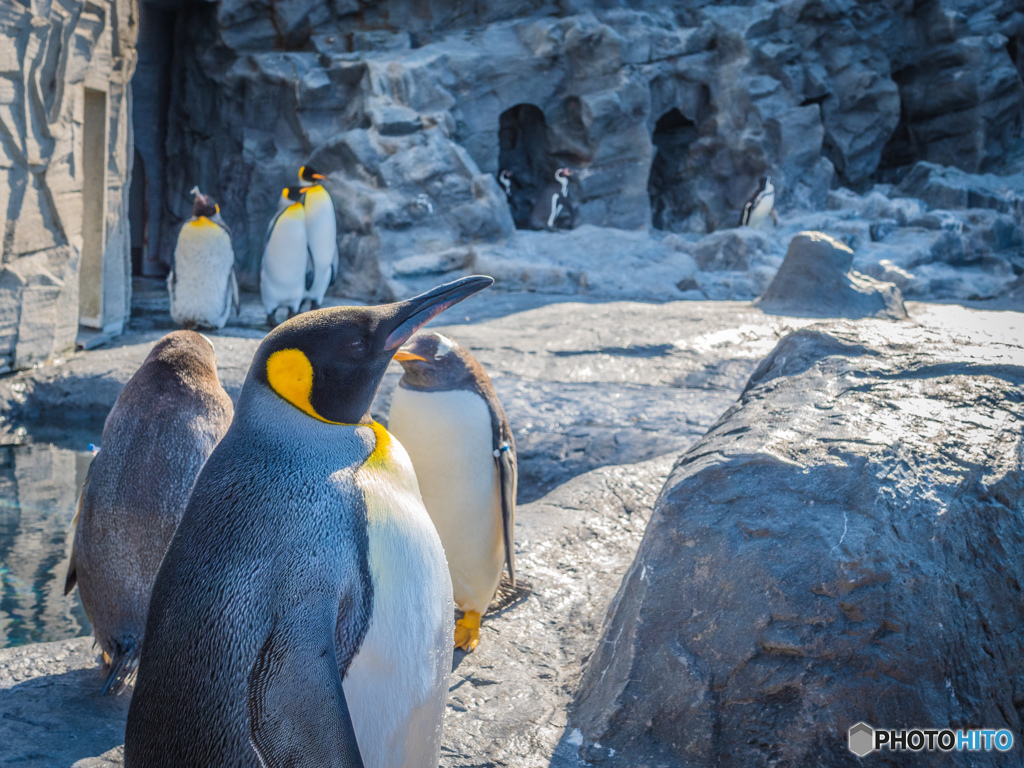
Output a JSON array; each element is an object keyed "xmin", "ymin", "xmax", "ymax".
[{"xmin": 433, "ymin": 333, "xmax": 456, "ymax": 360}]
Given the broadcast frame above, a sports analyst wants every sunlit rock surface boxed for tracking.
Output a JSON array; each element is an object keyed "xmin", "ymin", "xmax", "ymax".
[
  {"xmin": 1, "ymin": 300, "xmax": 1021, "ymax": 767},
  {"xmin": 572, "ymin": 305, "xmax": 1024, "ymax": 767}
]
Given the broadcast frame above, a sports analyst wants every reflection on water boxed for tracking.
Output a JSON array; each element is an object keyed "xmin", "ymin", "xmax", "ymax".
[{"xmin": 0, "ymin": 431, "xmax": 99, "ymax": 648}]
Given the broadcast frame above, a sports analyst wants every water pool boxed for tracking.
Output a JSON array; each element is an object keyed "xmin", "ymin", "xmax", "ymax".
[{"xmin": 0, "ymin": 429, "xmax": 99, "ymax": 647}]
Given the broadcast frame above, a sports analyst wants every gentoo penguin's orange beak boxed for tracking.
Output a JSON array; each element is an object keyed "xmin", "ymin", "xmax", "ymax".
[{"xmin": 393, "ymin": 350, "xmax": 427, "ymax": 362}]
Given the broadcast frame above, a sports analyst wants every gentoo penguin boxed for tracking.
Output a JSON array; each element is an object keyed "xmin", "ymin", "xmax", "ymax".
[
  {"xmin": 529, "ymin": 167, "xmax": 576, "ymax": 231},
  {"xmin": 168, "ymin": 187, "xmax": 239, "ymax": 330},
  {"xmin": 124, "ymin": 276, "xmax": 494, "ymax": 768},
  {"xmin": 388, "ymin": 332, "xmax": 516, "ymax": 652},
  {"xmin": 739, "ymin": 175, "xmax": 778, "ymax": 228},
  {"xmin": 64, "ymin": 331, "xmax": 233, "ymax": 695},
  {"xmin": 299, "ymin": 166, "xmax": 339, "ymax": 310},
  {"xmin": 261, "ymin": 186, "xmax": 314, "ymax": 327}
]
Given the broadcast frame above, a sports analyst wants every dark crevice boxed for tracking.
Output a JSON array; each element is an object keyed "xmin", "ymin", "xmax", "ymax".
[
  {"xmin": 498, "ymin": 104, "xmax": 551, "ymax": 229},
  {"xmin": 648, "ymin": 108, "xmax": 699, "ymax": 232}
]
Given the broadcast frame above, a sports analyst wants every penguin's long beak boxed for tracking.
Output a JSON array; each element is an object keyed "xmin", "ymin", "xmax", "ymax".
[
  {"xmin": 393, "ymin": 350, "xmax": 427, "ymax": 362},
  {"xmin": 383, "ymin": 276, "xmax": 493, "ymax": 351},
  {"xmin": 312, "ymin": 173, "xmax": 326, "ymax": 180}
]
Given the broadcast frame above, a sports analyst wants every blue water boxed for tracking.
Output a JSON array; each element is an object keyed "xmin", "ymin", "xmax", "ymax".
[{"xmin": 0, "ymin": 431, "xmax": 99, "ymax": 647}]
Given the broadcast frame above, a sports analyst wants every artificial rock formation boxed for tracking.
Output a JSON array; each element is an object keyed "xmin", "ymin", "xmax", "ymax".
[
  {"xmin": 756, "ymin": 230, "xmax": 907, "ymax": 319},
  {"xmin": 572, "ymin": 318, "xmax": 1024, "ymax": 767},
  {"xmin": 140, "ymin": 0, "xmax": 1024, "ymax": 300},
  {"xmin": 0, "ymin": 0, "xmax": 137, "ymax": 370}
]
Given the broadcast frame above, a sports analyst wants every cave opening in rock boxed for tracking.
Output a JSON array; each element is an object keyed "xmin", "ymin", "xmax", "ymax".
[
  {"xmin": 130, "ymin": 0, "xmax": 177, "ymax": 277},
  {"xmin": 648, "ymin": 108, "xmax": 698, "ymax": 231},
  {"xmin": 876, "ymin": 66, "xmax": 917, "ymax": 182},
  {"xmin": 498, "ymin": 104, "xmax": 551, "ymax": 228}
]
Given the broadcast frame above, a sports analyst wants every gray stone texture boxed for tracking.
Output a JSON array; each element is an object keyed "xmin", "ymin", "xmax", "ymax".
[
  {"xmin": 756, "ymin": 230, "xmax": 907, "ymax": 319},
  {"xmin": 144, "ymin": 0, "xmax": 1024, "ymax": 301},
  {"xmin": 0, "ymin": 0, "xmax": 137, "ymax": 370},
  {"xmin": 571, "ymin": 314, "xmax": 1024, "ymax": 767}
]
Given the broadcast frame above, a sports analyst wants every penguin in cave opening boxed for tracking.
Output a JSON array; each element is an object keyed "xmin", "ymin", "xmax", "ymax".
[{"xmin": 529, "ymin": 168, "xmax": 576, "ymax": 231}]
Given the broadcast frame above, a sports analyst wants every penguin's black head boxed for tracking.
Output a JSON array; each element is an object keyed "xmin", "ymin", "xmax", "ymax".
[
  {"xmin": 251, "ymin": 276, "xmax": 493, "ymax": 425},
  {"xmin": 393, "ymin": 332, "xmax": 480, "ymax": 391},
  {"xmin": 299, "ymin": 165, "xmax": 326, "ymax": 183},
  {"xmin": 283, "ymin": 186, "xmax": 307, "ymax": 203},
  {"xmin": 190, "ymin": 186, "xmax": 219, "ymax": 218}
]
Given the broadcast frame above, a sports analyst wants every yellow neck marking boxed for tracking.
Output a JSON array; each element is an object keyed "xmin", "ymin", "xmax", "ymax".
[
  {"xmin": 190, "ymin": 216, "xmax": 219, "ymax": 228},
  {"xmin": 265, "ymin": 348, "xmax": 392, "ymax": 465}
]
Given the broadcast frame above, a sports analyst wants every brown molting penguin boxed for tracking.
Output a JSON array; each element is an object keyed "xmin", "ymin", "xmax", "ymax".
[
  {"xmin": 388, "ymin": 331, "xmax": 517, "ymax": 652},
  {"xmin": 64, "ymin": 330, "xmax": 233, "ymax": 694}
]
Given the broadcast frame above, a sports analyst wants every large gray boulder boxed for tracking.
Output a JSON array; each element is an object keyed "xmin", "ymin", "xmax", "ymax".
[
  {"xmin": 571, "ymin": 318, "xmax": 1024, "ymax": 767},
  {"xmin": 756, "ymin": 231, "xmax": 907, "ymax": 319}
]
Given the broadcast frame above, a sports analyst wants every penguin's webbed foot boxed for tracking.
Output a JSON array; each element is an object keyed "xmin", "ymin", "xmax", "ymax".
[{"xmin": 454, "ymin": 610, "xmax": 481, "ymax": 652}]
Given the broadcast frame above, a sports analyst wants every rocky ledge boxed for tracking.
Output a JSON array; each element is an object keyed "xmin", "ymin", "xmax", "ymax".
[{"xmin": 1, "ymin": 299, "xmax": 1021, "ymax": 767}]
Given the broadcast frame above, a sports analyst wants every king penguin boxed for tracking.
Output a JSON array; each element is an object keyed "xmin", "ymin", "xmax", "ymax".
[
  {"xmin": 299, "ymin": 165, "xmax": 340, "ymax": 310},
  {"xmin": 124, "ymin": 275, "xmax": 494, "ymax": 768},
  {"xmin": 529, "ymin": 167, "xmax": 576, "ymax": 231},
  {"xmin": 739, "ymin": 175, "xmax": 778, "ymax": 228},
  {"xmin": 261, "ymin": 186, "xmax": 314, "ymax": 327},
  {"xmin": 168, "ymin": 187, "xmax": 239, "ymax": 330},
  {"xmin": 64, "ymin": 331, "xmax": 233, "ymax": 694},
  {"xmin": 388, "ymin": 332, "xmax": 516, "ymax": 652}
]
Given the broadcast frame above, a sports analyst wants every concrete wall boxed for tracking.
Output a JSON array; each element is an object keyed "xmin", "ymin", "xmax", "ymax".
[{"xmin": 0, "ymin": 0, "xmax": 137, "ymax": 372}]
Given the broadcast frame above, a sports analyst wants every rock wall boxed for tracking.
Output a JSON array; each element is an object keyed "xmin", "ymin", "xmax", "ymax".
[
  {"xmin": 0, "ymin": 0, "xmax": 137, "ymax": 370},
  {"xmin": 149, "ymin": 0, "xmax": 1023, "ymax": 300},
  {"xmin": 571, "ymin": 317, "xmax": 1024, "ymax": 766}
]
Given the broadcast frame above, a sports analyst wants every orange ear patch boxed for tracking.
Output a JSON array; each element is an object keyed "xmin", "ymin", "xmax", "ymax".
[{"xmin": 266, "ymin": 348, "xmax": 340, "ymax": 424}]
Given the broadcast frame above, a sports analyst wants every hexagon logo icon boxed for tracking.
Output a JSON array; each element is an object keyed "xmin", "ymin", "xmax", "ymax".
[{"xmin": 848, "ymin": 722, "xmax": 875, "ymax": 757}]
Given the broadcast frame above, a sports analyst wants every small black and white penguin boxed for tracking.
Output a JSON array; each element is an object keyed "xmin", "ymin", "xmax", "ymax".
[
  {"xmin": 739, "ymin": 175, "xmax": 778, "ymax": 228},
  {"xmin": 124, "ymin": 276, "xmax": 494, "ymax": 768},
  {"xmin": 529, "ymin": 167, "xmax": 576, "ymax": 231},
  {"xmin": 64, "ymin": 331, "xmax": 233, "ymax": 694},
  {"xmin": 261, "ymin": 186, "xmax": 314, "ymax": 327},
  {"xmin": 498, "ymin": 169, "xmax": 513, "ymax": 199},
  {"xmin": 298, "ymin": 166, "xmax": 339, "ymax": 310},
  {"xmin": 388, "ymin": 331, "xmax": 516, "ymax": 652},
  {"xmin": 168, "ymin": 187, "xmax": 239, "ymax": 330}
]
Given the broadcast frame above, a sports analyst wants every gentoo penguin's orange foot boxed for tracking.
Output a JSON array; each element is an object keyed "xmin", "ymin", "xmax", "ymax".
[{"xmin": 454, "ymin": 611, "xmax": 481, "ymax": 652}]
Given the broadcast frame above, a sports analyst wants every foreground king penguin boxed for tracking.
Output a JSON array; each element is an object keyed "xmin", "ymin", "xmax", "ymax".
[
  {"xmin": 388, "ymin": 332, "xmax": 517, "ymax": 652},
  {"xmin": 125, "ymin": 276, "xmax": 494, "ymax": 768},
  {"xmin": 299, "ymin": 165, "xmax": 340, "ymax": 310},
  {"xmin": 65, "ymin": 331, "xmax": 233, "ymax": 694},
  {"xmin": 168, "ymin": 187, "xmax": 239, "ymax": 330}
]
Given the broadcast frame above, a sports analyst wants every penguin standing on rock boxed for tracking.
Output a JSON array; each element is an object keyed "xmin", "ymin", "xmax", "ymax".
[
  {"xmin": 299, "ymin": 166, "xmax": 339, "ymax": 311},
  {"xmin": 739, "ymin": 175, "xmax": 778, "ymax": 228},
  {"xmin": 64, "ymin": 331, "xmax": 233, "ymax": 695},
  {"xmin": 529, "ymin": 167, "xmax": 576, "ymax": 231},
  {"xmin": 261, "ymin": 186, "xmax": 314, "ymax": 327},
  {"xmin": 125, "ymin": 276, "xmax": 494, "ymax": 768},
  {"xmin": 388, "ymin": 332, "xmax": 517, "ymax": 653},
  {"xmin": 168, "ymin": 187, "xmax": 239, "ymax": 330}
]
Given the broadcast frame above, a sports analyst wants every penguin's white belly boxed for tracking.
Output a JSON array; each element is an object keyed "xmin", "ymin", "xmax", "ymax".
[
  {"xmin": 260, "ymin": 213, "xmax": 307, "ymax": 314},
  {"xmin": 304, "ymin": 187, "xmax": 338, "ymax": 304},
  {"xmin": 747, "ymin": 191, "xmax": 775, "ymax": 228},
  {"xmin": 388, "ymin": 387, "xmax": 503, "ymax": 614},
  {"xmin": 170, "ymin": 222, "xmax": 234, "ymax": 329},
  {"xmin": 345, "ymin": 434, "xmax": 453, "ymax": 768}
]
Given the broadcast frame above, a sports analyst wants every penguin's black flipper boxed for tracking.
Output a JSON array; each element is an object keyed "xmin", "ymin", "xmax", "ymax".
[
  {"xmin": 248, "ymin": 618, "xmax": 364, "ymax": 768},
  {"xmin": 496, "ymin": 429, "xmax": 518, "ymax": 587},
  {"xmin": 64, "ymin": 468, "xmax": 92, "ymax": 595},
  {"xmin": 305, "ymin": 247, "xmax": 316, "ymax": 293}
]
